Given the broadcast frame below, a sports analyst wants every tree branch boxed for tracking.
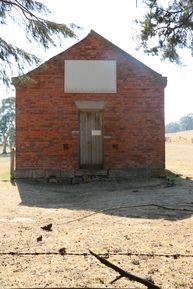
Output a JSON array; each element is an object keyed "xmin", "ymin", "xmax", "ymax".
[
  {"xmin": 89, "ymin": 250, "xmax": 161, "ymax": 289},
  {"xmin": 63, "ymin": 203, "xmax": 193, "ymax": 224},
  {"xmin": 0, "ymin": 0, "xmax": 43, "ymax": 21},
  {"xmin": 138, "ymin": 0, "xmax": 193, "ymax": 62}
]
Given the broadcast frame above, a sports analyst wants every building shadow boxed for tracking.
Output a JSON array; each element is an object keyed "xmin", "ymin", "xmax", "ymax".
[{"xmin": 15, "ymin": 176, "xmax": 193, "ymax": 221}]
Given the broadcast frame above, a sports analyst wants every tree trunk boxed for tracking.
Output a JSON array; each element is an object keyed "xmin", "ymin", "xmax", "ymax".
[{"xmin": 2, "ymin": 135, "xmax": 7, "ymax": 154}]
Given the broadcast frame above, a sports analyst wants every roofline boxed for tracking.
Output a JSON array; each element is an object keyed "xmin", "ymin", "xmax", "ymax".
[
  {"xmin": 12, "ymin": 29, "xmax": 166, "ymax": 84},
  {"xmin": 89, "ymin": 30, "xmax": 162, "ymax": 77},
  {"xmin": 12, "ymin": 33, "xmax": 90, "ymax": 82}
]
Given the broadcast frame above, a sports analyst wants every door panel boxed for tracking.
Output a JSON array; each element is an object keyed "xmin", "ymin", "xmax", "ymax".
[{"xmin": 79, "ymin": 111, "xmax": 103, "ymax": 169}]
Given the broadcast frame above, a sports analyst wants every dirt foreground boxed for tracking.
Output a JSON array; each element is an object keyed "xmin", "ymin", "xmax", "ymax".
[{"xmin": 0, "ymin": 144, "xmax": 193, "ymax": 289}]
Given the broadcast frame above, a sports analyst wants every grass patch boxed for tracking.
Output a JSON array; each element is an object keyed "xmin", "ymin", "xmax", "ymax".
[
  {"xmin": 151, "ymin": 168, "xmax": 177, "ymax": 180},
  {"xmin": 0, "ymin": 170, "xmax": 10, "ymax": 181}
]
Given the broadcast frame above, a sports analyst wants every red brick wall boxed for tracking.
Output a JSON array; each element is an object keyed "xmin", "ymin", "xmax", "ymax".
[{"xmin": 15, "ymin": 32, "xmax": 166, "ymax": 176}]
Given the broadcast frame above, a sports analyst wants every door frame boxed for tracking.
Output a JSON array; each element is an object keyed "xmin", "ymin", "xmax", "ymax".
[{"xmin": 78, "ymin": 109, "xmax": 104, "ymax": 169}]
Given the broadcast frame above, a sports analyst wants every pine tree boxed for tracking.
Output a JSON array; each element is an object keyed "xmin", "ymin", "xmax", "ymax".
[
  {"xmin": 138, "ymin": 0, "xmax": 193, "ymax": 63},
  {"xmin": 0, "ymin": 0, "xmax": 76, "ymax": 86}
]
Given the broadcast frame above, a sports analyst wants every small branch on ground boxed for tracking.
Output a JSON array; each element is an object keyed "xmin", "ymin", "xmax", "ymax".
[
  {"xmin": 89, "ymin": 250, "xmax": 161, "ymax": 289},
  {"xmin": 64, "ymin": 203, "xmax": 193, "ymax": 224}
]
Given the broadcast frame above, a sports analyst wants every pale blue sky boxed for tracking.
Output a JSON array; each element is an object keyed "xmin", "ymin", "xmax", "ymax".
[{"xmin": 1, "ymin": 0, "xmax": 192, "ymax": 124}]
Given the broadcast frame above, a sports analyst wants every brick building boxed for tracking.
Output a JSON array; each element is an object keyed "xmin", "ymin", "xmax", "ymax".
[{"xmin": 14, "ymin": 30, "xmax": 167, "ymax": 180}]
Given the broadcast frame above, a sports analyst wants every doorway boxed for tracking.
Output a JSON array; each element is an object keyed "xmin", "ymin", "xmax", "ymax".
[{"xmin": 79, "ymin": 110, "xmax": 103, "ymax": 169}]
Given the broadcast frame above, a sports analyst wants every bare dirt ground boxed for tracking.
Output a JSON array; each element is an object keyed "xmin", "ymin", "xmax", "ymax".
[{"xmin": 0, "ymin": 144, "xmax": 193, "ymax": 289}]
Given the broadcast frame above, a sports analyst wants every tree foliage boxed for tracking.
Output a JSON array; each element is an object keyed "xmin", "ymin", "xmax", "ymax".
[
  {"xmin": 0, "ymin": 0, "xmax": 76, "ymax": 86},
  {"xmin": 166, "ymin": 113, "xmax": 193, "ymax": 133},
  {"xmin": 0, "ymin": 97, "xmax": 15, "ymax": 154},
  {"xmin": 138, "ymin": 0, "xmax": 193, "ymax": 63},
  {"xmin": 179, "ymin": 113, "xmax": 193, "ymax": 131},
  {"xmin": 165, "ymin": 122, "xmax": 180, "ymax": 133}
]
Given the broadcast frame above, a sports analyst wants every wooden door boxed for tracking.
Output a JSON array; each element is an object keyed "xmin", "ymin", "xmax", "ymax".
[{"xmin": 79, "ymin": 111, "xmax": 103, "ymax": 169}]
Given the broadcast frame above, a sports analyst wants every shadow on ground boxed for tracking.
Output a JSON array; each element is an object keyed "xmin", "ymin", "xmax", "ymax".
[{"xmin": 15, "ymin": 176, "xmax": 193, "ymax": 221}]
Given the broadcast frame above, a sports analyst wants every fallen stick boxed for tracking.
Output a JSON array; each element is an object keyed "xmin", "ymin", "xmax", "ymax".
[
  {"xmin": 89, "ymin": 250, "xmax": 161, "ymax": 289},
  {"xmin": 65, "ymin": 203, "xmax": 193, "ymax": 224}
]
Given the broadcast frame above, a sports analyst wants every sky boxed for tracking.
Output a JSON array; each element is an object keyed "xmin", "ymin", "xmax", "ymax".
[{"xmin": 0, "ymin": 0, "xmax": 193, "ymax": 124}]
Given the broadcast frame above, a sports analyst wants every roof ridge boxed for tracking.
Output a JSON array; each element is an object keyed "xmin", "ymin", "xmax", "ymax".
[{"xmin": 88, "ymin": 29, "xmax": 162, "ymax": 77}]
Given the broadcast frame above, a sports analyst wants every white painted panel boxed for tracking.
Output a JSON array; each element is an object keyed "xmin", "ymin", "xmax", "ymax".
[
  {"xmin": 92, "ymin": 130, "xmax": 101, "ymax": 136},
  {"xmin": 64, "ymin": 60, "xmax": 117, "ymax": 93}
]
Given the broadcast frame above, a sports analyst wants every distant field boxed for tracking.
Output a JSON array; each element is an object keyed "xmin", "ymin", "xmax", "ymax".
[
  {"xmin": 165, "ymin": 130, "xmax": 193, "ymax": 178},
  {"xmin": 166, "ymin": 143, "xmax": 193, "ymax": 178},
  {"xmin": 166, "ymin": 130, "xmax": 193, "ymax": 144},
  {"xmin": 0, "ymin": 146, "xmax": 10, "ymax": 180},
  {"xmin": 0, "ymin": 155, "xmax": 10, "ymax": 180}
]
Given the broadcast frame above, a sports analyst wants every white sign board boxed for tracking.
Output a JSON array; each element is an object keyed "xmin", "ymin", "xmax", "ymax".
[
  {"xmin": 64, "ymin": 60, "xmax": 117, "ymax": 93},
  {"xmin": 92, "ymin": 130, "xmax": 101, "ymax": 136}
]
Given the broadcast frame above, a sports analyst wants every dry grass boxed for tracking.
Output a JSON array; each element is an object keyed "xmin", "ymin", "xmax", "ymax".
[
  {"xmin": 166, "ymin": 142, "xmax": 193, "ymax": 178},
  {"xmin": 166, "ymin": 130, "xmax": 193, "ymax": 145},
  {"xmin": 0, "ymin": 154, "xmax": 10, "ymax": 180},
  {"xmin": 165, "ymin": 130, "xmax": 193, "ymax": 180}
]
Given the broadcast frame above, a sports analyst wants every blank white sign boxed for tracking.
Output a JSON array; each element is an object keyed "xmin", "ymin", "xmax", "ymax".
[
  {"xmin": 92, "ymin": 130, "xmax": 101, "ymax": 136},
  {"xmin": 64, "ymin": 60, "xmax": 117, "ymax": 93}
]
